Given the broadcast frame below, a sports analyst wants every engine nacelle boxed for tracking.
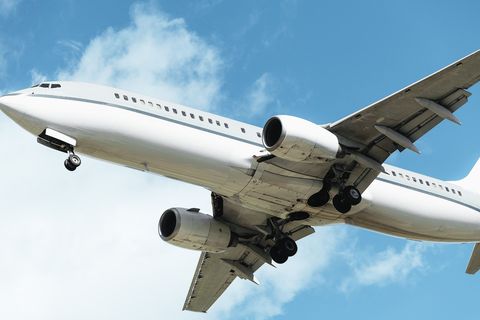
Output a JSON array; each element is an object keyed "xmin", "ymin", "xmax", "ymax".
[
  {"xmin": 262, "ymin": 115, "xmax": 341, "ymax": 162},
  {"xmin": 158, "ymin": 207, "xmax": 233, "ymax": 253}
]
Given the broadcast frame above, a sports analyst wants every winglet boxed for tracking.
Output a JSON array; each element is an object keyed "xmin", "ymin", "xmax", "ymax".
[{"xmin": 466, "ymin": 243, "xmax": 480, "ymax": 274}]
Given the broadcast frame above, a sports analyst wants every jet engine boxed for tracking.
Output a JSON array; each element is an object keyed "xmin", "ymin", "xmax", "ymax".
[
  {"xmin": 262, "ymin": 115, "xmax": 341, "ymax": 162},
  {"xmin": 158, "ymin": 207, "xmax": 234, "ymax": 253}
]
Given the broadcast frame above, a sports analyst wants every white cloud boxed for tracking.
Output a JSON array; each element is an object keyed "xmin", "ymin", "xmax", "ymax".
[
  {"xmin": 238, "ymin": 73, "xmax": 275, "ymax": 117},
  {"xmin": 340, "ymin": 242, "xmax": 428, "ymax": 292},
  {"xmin": 0, "ymin": 0, "xmax": 21, "ymax": 16},
  {"xmin": 57, "ymin": 3, "xmax": 223, "ymax": 110},
  {"xmin": 0, "ymin": 120, "xmax": 207, "ymax": 320}
]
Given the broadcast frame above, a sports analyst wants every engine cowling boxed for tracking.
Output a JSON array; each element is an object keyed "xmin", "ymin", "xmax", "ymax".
[
  {"xmin": 158, "ymin": 207, "xmax": 233, "ymax": 253},
  {"xmin": 262, "ymin": 115, "xmax": 341, "ymax": 162}
]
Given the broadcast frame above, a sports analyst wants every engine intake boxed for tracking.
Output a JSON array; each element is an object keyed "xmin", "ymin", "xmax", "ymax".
[
  {"xmin": 158, "ymin": 207, "xmax": 233, "ymax": 253},
  {"xmin": 262, "ymin": 115, "xmax": 341, "ymax": 162}
]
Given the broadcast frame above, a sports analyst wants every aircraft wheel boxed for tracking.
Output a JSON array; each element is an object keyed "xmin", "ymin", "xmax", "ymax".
[
  {"xmin": 64, "ymin": 153, "xmax": 81, "ymax": 171},
  {"xmin": 343, "ymin": 186, "xmax": 362, "ymax": 205},
  {"xmin": 68, "ymin": 154, "xmax": 81, "ymax": 167},
  {"xmin": 332, "ymin": 194, "xmax": 352, "ymax": 213},
  {"xmin": 270, "ymin": 244, "xmax": 288, "ymax": 264},
  {"xmin": 279, "ymin": 237, "xmax": 298, "ymax": 257},
  {"xmin": 64, "ymin": 159, "xmax": 77, "ymax": 171}
]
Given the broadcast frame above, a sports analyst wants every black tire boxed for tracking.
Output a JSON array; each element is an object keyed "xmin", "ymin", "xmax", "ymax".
[
  {"xmin": 343, "ymin": 186, "xmax": 362, "ymax": 205},
  {"xmin": 332, "ymin": 194, "xmax": 351, "ymax": 213},
  {"xmin": 279, "ymin": 237, "xmax": 298, "ymax": 257},
  {"xmin": 64, "ymin": 159, "xmax": 76, "ymax": 171},
  {"xmin": 68, "ymin": 154, "xmax": 81, "ymax": 167},
  {"xmin": 307, "ymin": 189, "xmax": 330, "ymax": 207},
  {"xmin": 270, "ymin": 244, "xmax": 288, "ymax": 264}
]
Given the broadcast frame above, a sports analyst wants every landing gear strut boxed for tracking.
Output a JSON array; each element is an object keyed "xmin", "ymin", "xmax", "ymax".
[{"xmin": 64, "ymin": 152, "xmax": 81, "ymax": 171}]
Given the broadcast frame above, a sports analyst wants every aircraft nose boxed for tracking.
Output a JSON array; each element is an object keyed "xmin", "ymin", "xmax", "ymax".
[{"xmin": 0, "ymin": 94, "xmax": 18, "ymax": 114}]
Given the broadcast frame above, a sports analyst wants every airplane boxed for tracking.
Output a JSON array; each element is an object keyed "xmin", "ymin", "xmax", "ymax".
[{"xmin": 1, "ymin": 50, "xmax": 480, "ymax": 312}]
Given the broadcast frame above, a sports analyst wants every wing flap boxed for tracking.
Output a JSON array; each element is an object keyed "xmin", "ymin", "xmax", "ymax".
[{"xmin": 183, "ymin": 245, "xmax": 265, "ymax": 312}]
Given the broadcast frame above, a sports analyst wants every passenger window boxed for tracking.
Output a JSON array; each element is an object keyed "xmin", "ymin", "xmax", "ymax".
[
  {"xmin": 165, "ymin": 106, "xmax": 169, "ymax": 112},
  {"xmin": 148, "ymin": 102, "xmax": 153, "ymax": 107},
  {"xmin": 190, "ymin": 113, "xmax": 195, "ymax": 119},
  {"xmin": 426, "ymin": 181, "xmax": 430, "ymax": 186},
  {"xmin": 257, "ymin": 132, "xmax": 261, "ymax": 138},
  {"xmin": 156, "ymin": 104, "xmax": 162, "ymax": 109},
  {"xmin": 405, "ymin": 175, "xmax": 410, "ymax": 181},
  {"xmin": 458, "ymin": 191, "xmax": 463, "ymax": 196},
  {"xmin": 445, "ymin": 186, "xmax": 450, "ymax": 192},
  {"xmin": 241, "ymin": 128, "xmax": 246, "ymax": 133},
  {"xmin": 412, "ymin": 177, "xmax": 417, "ymax": 182},
  {"xmin": 123, "ymin": 95, "xmax": 128, "ymax": 101},
  {"xmin": 452, "ymin": 189, "xmax": 456, "ymax": 194},
  {"xmin": 114, "ymin": 93, "xmax": 120, "ymax": 98},
  {"xmin": 419, "ymin": 179, "xmax": 423, "ymax": 184},
  {"xmin": 199, "ymin": 116, "xmax": 204, "ymax": 121},
  {"xmin": 224, "ymin": 123, "xmax": 229, "ymax": 128},
  {"xmin": 181, "ymin": 111, "xmax": 186, "ymax": 116},
  {"xmin": 432, "ymin": 183, "xmax": 437, "ymax": 188},
  {"xmin": 140, "ymin": 99, "xmax": 145, "ymax": 104},
  {"xmin": 132, "ymin": 97, "xmax": 137, "ymax": 103},
  {"xmin": 399, "ymin": 173, "xmax": 403, "ymax": 178},
  {"xmin": 216, "ymin": 120, "xmax": 221, "ymax": 126},
  {"xmin": 208, "ymin": 118, "xmax": 213, "ymax": 124},
  {"xmin": 439, "ymin": 185, "xmax": 443, "ymax": 190},
  {"xmin": 391, "ymin": 171, "xmax": 397, "ymax": 176},
  {"xmin": 173, "ymin": 108, "xmax": 178, "ymax": 114}
]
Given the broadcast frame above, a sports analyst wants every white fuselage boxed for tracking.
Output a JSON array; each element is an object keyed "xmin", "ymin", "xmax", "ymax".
[{"xmin": 1, "ymin": 81, "xmax": 480, "ymax": 242}]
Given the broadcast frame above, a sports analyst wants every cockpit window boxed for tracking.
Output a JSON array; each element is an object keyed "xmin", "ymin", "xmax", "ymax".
[
  {"xmin": 36, "ymin": 83, "xmax": 62, "ymax": 89},
  {"xmin": 31, "ymin": 84, "xmax": 39, "ymax": 88}
]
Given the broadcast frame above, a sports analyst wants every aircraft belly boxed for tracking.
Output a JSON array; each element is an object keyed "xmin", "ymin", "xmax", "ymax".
[{"xmin": 349, "ymin": 179, "xmax": 480, "ymax": 242}]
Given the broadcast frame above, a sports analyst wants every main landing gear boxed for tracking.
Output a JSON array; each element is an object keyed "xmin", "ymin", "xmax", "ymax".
[
  {"xmin": 307, "ymin": 169, "xmax": 362, "ymax": 214},
  {"xmin": 64, "ymin": 152, "xmax": 82, "ymax": 171},
  {"xmin": 267, "ymin": 213, "xmax": 307, "ymax": 264}
]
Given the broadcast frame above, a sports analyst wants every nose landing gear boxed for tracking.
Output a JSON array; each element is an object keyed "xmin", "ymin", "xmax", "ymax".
[{"xmin": 64, "ymin": 152, "xmax": 82, "ymax": 171}]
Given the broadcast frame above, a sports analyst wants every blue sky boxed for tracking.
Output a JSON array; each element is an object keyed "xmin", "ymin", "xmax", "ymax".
[{"xmin": 1, "ymin": 1, "xmax": 480, "ymax": 319}]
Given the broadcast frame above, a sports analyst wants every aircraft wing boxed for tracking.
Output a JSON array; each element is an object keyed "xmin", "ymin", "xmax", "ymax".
[
  {"xmin": 325, "ymin": 50, "xmax": 480, "ymax": 191},
  {"xmin": 466, "ymin": 243, "xmax": 480, "ymax": 275},
  {"xmin": 183, "ymin": 197, "xmax": 314, "ymax": 312}
]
